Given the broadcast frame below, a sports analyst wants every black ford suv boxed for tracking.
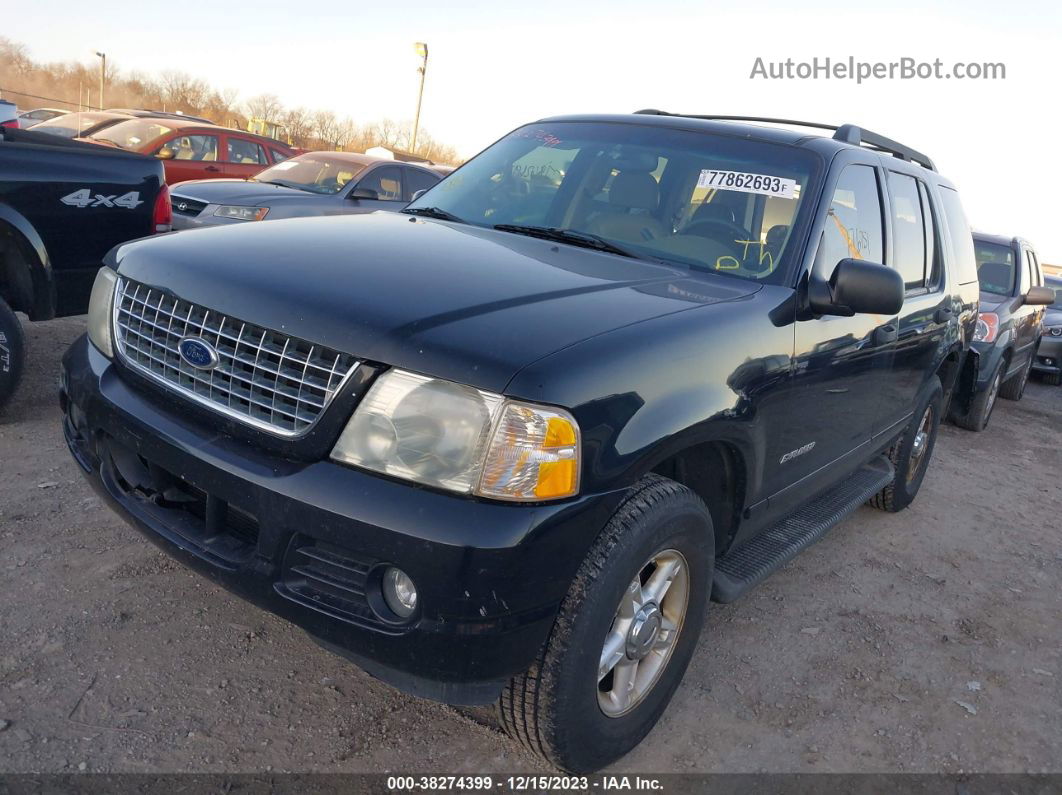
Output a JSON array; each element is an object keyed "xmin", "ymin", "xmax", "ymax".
[
  {"xmin": 61, "ymin": 113, "xmax": 979, "ymax": 772},
  {"xmin": 950, "ymin": 233, "xmax": 1053, "ymax": 430}
]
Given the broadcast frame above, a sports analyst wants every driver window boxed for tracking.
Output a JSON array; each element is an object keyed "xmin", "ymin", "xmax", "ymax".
[
  {"xmin": 815, "ymin": 165, "xmax": 884, "ymax": 274},
  {"xmin": 161, "ymin": 134, "xmax": 218, "ymax": 162},
  {"xmin": 358, "ymin": 166, "xmax": 403, "ymax": 201}
]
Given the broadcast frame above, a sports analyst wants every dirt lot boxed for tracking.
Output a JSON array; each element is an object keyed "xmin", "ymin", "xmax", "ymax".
[{"xmin": 1, "ymin": 315, "xmax": 1059, "ymax": 775}]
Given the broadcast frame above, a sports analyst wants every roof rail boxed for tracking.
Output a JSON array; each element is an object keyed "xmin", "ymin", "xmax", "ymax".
[{"xmin": 633, "ymin": 110, "xmax": 936, "ymax": 171}]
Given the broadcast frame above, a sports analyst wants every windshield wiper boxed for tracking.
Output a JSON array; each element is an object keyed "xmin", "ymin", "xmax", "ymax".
[
  {"xmin": 492, "ymin": 225, "xmax": 640, "ymax": 259},
  {"xmin": 402, "ymin": 206, "xmax": 465, "ymax": 223}
]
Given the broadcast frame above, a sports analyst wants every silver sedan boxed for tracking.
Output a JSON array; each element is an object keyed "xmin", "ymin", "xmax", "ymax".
[{"xmin": 170, "ymin": 151, "xmax": 445, "ymax": 229}]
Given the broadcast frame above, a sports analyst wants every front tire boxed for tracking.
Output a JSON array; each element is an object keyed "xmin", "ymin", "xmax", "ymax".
[
  {"xmin": 869, "ymin": 379, "xmax": 942, "ymax": 512},
  {"xmin": 953, "ymin": 361, "xmax": 1003, "ymax": 432},
  {"xmin": 0, "ymin": 297, "xmax": 26, "ymax": 412},
  {"xmin": 999, "ymin": 356, "xmax": 1032, "ymax": 401},
  {"xmin": 498, "ymin": 475, "xmax": 713, "ymax": 773},
  {"xmin": 1043, "ymin": 370, "xmax": 1062, "ymax": 387}
]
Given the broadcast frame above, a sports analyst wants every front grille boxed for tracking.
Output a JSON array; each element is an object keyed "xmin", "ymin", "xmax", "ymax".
[
  {"xmin": 170, "ymin": 195, "xmax": 208, "ymax": 216},
  {"xmin": 113, "ymin": 278, "xmax": 358, "ymax": 436}
]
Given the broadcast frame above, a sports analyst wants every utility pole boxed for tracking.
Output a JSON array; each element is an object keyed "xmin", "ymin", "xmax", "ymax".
[
  {"xmin": 95, "ymin": 52, "xmax": 106, "ymax": 110},
  {"xmin": 411, "ymin": 42, "xmax": 428, "ymax": 155}
]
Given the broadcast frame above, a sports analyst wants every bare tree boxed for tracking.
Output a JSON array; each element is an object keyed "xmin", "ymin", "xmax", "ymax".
[
  {"xmin": 245, "ymin": 92, "xmax": 283, "ymax": 122},
  {"xmin": 282, "ymin": 107, "xmax": 315, "ymax": 148}
]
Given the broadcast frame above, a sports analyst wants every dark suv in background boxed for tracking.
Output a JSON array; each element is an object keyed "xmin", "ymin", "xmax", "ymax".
[
  {"xmin": 950, "ymin": 233, "xmax": 1054, "ymax": 430},
  {"xmin": 62, "ymin": 112, "xmax": 978, "ymax": 772},
  {"xmin": 1033, "ymin": 275, "xmax": 1062, "ymax": 385}
]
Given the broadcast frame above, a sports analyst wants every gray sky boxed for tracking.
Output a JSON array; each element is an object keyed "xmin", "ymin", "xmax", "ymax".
[{"xmin": 6, "ymin": 0, "xmax": 1061, "ymax": 261}]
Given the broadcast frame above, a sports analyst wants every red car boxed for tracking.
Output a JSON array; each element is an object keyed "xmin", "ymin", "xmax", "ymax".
[{"xmin": 82, "ymin": 117, "xmax": 294, "ymax": 184}]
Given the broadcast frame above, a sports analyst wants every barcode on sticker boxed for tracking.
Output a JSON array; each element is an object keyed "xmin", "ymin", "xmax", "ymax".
[{"xmin": 697, "ymin": 170, "xmax": 798, "ymax": 199}]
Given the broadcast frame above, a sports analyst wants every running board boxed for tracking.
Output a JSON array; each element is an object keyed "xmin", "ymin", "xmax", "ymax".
[{"xmin": 712, "ymin": 456, "xmax": 894, "ymax": 603}]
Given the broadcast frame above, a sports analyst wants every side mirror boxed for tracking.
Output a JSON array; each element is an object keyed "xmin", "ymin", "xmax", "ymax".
[
  {"xmin": 156, "ymin": 148, "xmax": 175, "ymax": 160},
  {"xmin": 1024, "ymin": 286, "xmax": 1055, "ymax": 306},
  {"xmin": 809, "ymin": 258, "xmax": 904, "ymax": 317},
  {"xmin": 349, "ymin": 186, "xmax": 378, "ymax": 200},
  {"xmin": 411, "ymin": 189, "xmax": 428, "ymax": 201}
]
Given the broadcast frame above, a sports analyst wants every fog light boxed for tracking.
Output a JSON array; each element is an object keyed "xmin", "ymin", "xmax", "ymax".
[{"xmin": 382, "ymin": 566, "xmax": 418, "ymax": 618}]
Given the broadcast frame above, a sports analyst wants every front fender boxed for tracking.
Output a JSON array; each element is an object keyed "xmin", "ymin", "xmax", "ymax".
[{"xmin": 0, "ymin": 203, "xmax": 55, "ymax": 320}]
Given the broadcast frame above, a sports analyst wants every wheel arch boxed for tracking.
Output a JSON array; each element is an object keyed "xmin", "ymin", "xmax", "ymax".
[
  {"xmin": 0, "ymin": 205, "xmax": 55, "ymax": 320},
  {"xmin": 641, "ymin": 434, "xmax": 749, "ymax": 557}
]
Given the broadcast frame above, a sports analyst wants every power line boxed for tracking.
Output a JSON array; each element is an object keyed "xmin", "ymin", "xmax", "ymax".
[{"xmin": 0, "ymin": 87, "xmax": 100, "ymax": 111}]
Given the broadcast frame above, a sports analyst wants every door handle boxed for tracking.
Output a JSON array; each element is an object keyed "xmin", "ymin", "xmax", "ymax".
[
  {"xmin": 934, "ymin": 306, "xmax": 954, "ymax": 323},
  {"xmin": 205, "ymin": 165, "xmax": 220, "ymax": 172},
  {"xmin": 873, "ymin": 324, "xmax": 898, "ymax": 345}
]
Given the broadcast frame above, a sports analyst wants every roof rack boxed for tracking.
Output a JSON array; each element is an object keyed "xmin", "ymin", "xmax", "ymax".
[{"xmin": 633, "ymin": 110, "xmax": 936, "ymax": 172}]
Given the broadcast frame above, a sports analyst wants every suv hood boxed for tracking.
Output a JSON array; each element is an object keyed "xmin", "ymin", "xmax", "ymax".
[
  {"xmin": 112, "ymin": 212, "xmax": 759, "ymax": 392},
  {"xmin": 170, "ymin": 179, "xmax": 322, "ymax": 205}
]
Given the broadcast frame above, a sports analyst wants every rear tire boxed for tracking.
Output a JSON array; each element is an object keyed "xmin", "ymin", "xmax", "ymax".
[
  {"xmin": 953, "ymin": 362, "xmax": 1003, "ymax": 432},
  {"xmin": 999, "ymin": 356, "xmax": 1032, "ymax": 401},
  {"xmin": 0, "ymin": 297, "xmax": 26, "ymax": 412},
  {"xmin": 869, "ymin": 379, "xmax": 942, "ymax": 512},
  {"xmin": 498, "ymin": 474, "xmax": 713, "ymax": 773}
]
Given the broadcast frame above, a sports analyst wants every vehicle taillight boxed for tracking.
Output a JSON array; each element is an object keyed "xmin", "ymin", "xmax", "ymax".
[
  {"xmin": 0, "ymin": 119, "xmax": 19, "ymax": 129},
  {"xmin": 974, "ymin": 312, "xmax": 998, "ymax": 344},
  {"xmin": 153, "ymin": 184, "xmax": 172, "ymax": 233}
]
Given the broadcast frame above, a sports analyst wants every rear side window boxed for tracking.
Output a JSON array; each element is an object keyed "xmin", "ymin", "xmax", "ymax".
[
  {"xmin": 937, "ymin": 187, "xmax": 978, "ymax": 286},
  {"xmin": 227, "ymin": 138, "xmax": 268, "ymax": 165},
  {"xmin": 1027, "ymin": 250, "xmax": 1042, "ymax": 286},
  {"xmin": 270, "ymin": 148, "xmax": 290, "ymax": 163},
  {"xmin": 887, "ymin": 172, "xmax": 929, "ymax": 289},
  {"xmin": 815, "ymin": 164, "xmax": 884, "ymax": 272}
]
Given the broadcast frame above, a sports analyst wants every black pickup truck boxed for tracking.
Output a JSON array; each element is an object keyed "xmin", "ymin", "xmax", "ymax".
[
  {"xmin": 61, "ymin": 112, "xmax": 978, "ymax": 772},
  {"xmin": 0, "ymin": 127, "xmax": 170, "ymax": 409}
]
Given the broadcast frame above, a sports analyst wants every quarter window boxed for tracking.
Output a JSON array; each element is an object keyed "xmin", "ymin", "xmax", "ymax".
[
  {"xmin": 938, "ymin": 187, "xmax": 976, "ymax": 285},
  {"xmin": 887, "ymin": 172, "xmax": 929, "ymax": 289},
  {"xmin": 815, "ymin": 164, "xmax": 884, "ymax": 272}
]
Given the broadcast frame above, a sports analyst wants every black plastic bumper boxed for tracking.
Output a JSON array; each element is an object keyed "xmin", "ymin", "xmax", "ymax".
[{"xmin": 61, "ymin": 336, "xmax": 625, "ymax": 705}]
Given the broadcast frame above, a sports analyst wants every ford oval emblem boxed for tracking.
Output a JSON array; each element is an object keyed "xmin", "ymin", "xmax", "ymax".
[{"xmin": 178, "ymin": 337, "xmax": 219, "ymax": 370}]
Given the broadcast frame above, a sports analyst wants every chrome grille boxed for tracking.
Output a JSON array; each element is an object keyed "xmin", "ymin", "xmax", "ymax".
[{"xmin": 113, "ymin": 277, "xmax": 358, "ymax": 436}]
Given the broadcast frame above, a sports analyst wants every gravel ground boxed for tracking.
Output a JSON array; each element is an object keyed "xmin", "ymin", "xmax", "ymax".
[{"xmin": 1, "ymin": 315, "xmax": 1059, "ymax": 775}]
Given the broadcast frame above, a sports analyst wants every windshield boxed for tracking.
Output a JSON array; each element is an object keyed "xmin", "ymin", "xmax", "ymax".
[
  {"xmin": 32, "ymin": 112, "xmax": 113, "ymax": 138},
  {"xmin": 91, "ymin": 118, "xmax": 173, "ymax": 149},
  {"xmin": 406, "ymin": 121, "xmax": 820, "ymax": 283},
  {"xmin": 975, "ymin": 240, "xmax": 1016, "ymax": 296},
  {"xmin": 254, "ymin": 154, "xmax": 367, "ymax": 194}
]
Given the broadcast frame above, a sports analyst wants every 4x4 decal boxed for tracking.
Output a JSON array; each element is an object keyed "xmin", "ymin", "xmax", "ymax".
[{"xmin": 60, "ymin": 189, "xmax": 143, "ymax": 209}]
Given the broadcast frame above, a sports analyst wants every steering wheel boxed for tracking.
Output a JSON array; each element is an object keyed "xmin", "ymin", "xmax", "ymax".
[{"xmin": 682, "ymin": 218, "xmax": 753, "ymax": 249}]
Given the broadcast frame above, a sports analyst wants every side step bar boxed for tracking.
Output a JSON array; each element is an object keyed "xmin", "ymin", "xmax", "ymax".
[{"xmin": 712, "ymin": 456, "xmax": 894, "ymax": 603}]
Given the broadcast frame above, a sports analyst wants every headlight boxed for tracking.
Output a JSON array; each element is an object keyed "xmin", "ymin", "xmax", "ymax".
[
  {"xmin": 213, "ymin": 205, "xmax": 269, "ymax": 221},
  {"xmin": 331, "ymin": 369, "xmax": 581, "ymax": 501},
  {"xmin": 974, "ymin": 312, "xmax": 998, "ymax": 344},
  {"xmin": 86, "ymin": 267, "xmax": 118, "ymax": 357}
]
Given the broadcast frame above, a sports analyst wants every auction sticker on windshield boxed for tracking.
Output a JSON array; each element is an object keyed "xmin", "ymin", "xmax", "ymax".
[{"xmin": 697, "ymin": 169, "xmax": 797, "ymax": 199}]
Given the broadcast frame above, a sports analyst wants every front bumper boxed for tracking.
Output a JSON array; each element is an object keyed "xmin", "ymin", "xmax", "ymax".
[
  {"xmin": 61, "ymin": 336, "xmax": 624, "ymax": 705},
  {"xmin": 1032, "ymin": 334, "xmax": 1062, "ymax": 376},
  {"xmin": 969, "ymin": 340, "xmax": 1005, "ymax": 392}
]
